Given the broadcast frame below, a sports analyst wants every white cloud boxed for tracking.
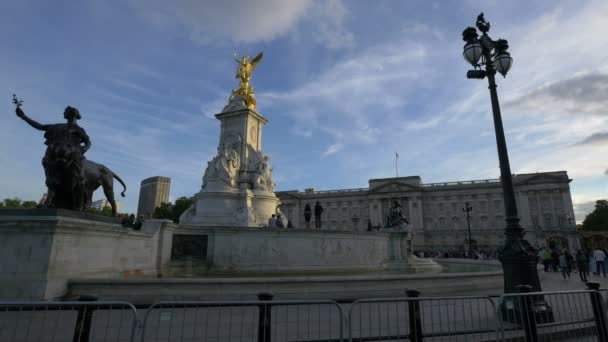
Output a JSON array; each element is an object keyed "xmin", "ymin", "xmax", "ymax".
[
  {"xmin": 322, "ymin": 143, "xmax": 343, "ymax": 157},
  {"xmin": 310, "ymin": 0, "xmax": 354, "ymax": 49},
  {"xmin": 129, "ymin": 0, "xmax": 355, "ymax": 49},
  {"xmin": 129, "ymin": 0, "xmax": 312, "ymax": 44}
]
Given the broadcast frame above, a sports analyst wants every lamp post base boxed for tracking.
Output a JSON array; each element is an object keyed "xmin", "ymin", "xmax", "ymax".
[{"xmin": 499, "ymin": 239, "xmax": 554, "ymax": 324}]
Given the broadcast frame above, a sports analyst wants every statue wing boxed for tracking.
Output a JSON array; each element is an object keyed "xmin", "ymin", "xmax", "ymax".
[{"xmin": 251, "ymin": 52, "xmax": 264, "ymax": 71}]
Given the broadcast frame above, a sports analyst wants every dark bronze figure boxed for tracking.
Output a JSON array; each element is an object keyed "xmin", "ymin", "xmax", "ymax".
[
  {"xmin": 304, "ymin": 203, "xmax": 312, "ymax": 229},
  {"xmin": 13, "ymin": 95, "xmax": 126, "ymax": 216},
  {"xmin": 314, "ymin": 201, "xmax": 323, "ymax": 229}
]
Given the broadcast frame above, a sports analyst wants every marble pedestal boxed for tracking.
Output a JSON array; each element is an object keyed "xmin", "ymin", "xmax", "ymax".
[
  {"xmin": 180, "ymin": 189, "xmax": 280, "ymax": 227},
  {"xmin": 0, "ymin": 209, "xmax": 176, "ymax": 300}
]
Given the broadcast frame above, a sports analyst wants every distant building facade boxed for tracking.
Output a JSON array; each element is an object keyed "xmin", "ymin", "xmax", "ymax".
[
  {"xmin": 276, "ymin": 171, "xmax": 579, "ymax": 251},
  {"xmin": 137, "ymin": 176, "xmax": 171, "ymax": 218},
  {"xmin": 91, "ymin": 199, "xmax": 121, "ymax": 213}
]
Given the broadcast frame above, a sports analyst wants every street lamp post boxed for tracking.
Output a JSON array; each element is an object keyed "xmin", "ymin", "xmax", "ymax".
[
  {"xmin": 463, "ymin": 203, "xmax": 473, "ymax": 258},
  {"xmin": 462, "ymin": 13, "xmax": 543, "ymax": 294}
]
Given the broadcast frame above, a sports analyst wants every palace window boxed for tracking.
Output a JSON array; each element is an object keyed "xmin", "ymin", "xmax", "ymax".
[
  {"xmin": 531, "ymin": 215, "xmax": 539, "ymax": 228},
  {"xmin": 544, "ymin": 214, "xmax": 552, "ymax": 229},
  {"xmin": 494, "ymin": 200, "xmax": 501, "ymax": 210},
  {"xmin": 558, "ymin": 214, "xmax": 565, "ymax": 229},
  {"xmin": 480, "ymin": 216, "xmax": 488, "ymax": 229},
  {"xmin": 452, "ymin": 217, "xmax": 460, "ymax": 229},
  {"xmin": 424, "ymin": 217, "xmax": 433, "ymax": 230}
]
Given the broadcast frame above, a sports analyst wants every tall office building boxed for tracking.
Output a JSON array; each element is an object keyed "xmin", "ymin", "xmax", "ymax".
[{"xmin": 137, "ymin": 176, "xmax": 171, "ymax": 218}]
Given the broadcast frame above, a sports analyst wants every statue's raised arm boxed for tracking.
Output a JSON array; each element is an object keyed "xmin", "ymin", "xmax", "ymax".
[{"xmin": 13, "ymin": 94, "xmax": 48, "ymax": 131}]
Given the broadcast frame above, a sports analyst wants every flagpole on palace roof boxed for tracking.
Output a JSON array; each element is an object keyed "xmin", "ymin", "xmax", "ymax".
[{"xmin": 395, "ymin": 152, "xmax": 399, "ymax": 178}]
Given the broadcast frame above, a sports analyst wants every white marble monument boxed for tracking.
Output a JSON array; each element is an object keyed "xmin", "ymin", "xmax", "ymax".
[{"xmin": 180, "ymin": 53, "xmax": 281, "ymax": 227}]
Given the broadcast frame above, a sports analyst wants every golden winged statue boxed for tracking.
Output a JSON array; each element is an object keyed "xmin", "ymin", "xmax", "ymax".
[{"xmin": 232, "ymin": 52, "xmax": 263, "ymax": 109}]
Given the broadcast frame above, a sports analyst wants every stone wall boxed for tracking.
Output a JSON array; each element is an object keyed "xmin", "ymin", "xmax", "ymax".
[
  {"xmin": 0, "ymin": 209, "xmax": 176, "ymax": 300},
  {"xmin": 171, "ymin": 226, "xmax": 395, "ymax": 275}
]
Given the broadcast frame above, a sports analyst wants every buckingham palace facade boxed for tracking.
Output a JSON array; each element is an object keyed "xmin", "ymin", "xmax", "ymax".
[{"xmin": 276, "ymin": 171, "xmax": 579, "ymax": 251}]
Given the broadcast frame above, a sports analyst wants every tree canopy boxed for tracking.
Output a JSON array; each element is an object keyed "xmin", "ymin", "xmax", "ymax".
[
  {"xmin": 0, "ymin": 198, "xmax": 38, "ymax": 209},
  {"xmin": 581, "ymin": 200, "xmax": 608, "ymax": 231},
  {"xmin": 153, "ymin": 196, "xmax": 194, "ymax": 223}
]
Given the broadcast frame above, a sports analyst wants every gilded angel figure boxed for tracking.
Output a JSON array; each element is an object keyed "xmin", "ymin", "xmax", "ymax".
[{"xmin": 232, "ymin": 52, "xmax": 263, "ymax": 109}]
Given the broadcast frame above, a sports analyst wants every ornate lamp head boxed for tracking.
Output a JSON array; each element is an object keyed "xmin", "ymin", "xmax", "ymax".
[
  {"xmin": 493, "ymin": 39, "xmax": 513, "ymax": 77},
  {"xmin": 462, "ymin": 27, "xmax": 482, "ymax": 66}
]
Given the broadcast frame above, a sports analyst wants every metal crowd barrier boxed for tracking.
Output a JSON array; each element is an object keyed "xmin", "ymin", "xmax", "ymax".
[
  {"xmin": 348, "ymin": 290, "xmax": 498, "ymax": 341},
  {"xmin": 139, "ymin": 295, "xmax": 345, "ymax": 341},
  {"xmin": 0, "ymin": 300, "xmax": 137, "ymax": 342},
  {"xmin": 2, "ymin": 286, "xmax": 608, "ymax": 342},
  {"xmin": 496, "ymin": 284, "xmax": 608, "ymax": 342}
]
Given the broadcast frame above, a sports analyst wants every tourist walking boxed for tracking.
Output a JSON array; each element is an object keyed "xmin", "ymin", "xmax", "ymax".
[
  {"xmin": 593, "ymin": 248, "xmax": 606, "ymax": 277},
  {"xmin": 551, "ymin": 250, "xmax": 560, "ymax": 272},
  {"xmin": 576, "ymin": 249, "xmax": 589, "ymax": 282},
  {"xmin": 276, "ymin": 214, "xmax": 284, "ymax": 228},
  {"xmin": 559, "ymin": 251, "xmax": 571, "ymax": 279},
  {"xmin": 268, "ymin": 214, "xmax": 277, "ymax": 228},
  {"xmin": 540, "ymin": 248, "xmax": 551, "ymax": 272}
]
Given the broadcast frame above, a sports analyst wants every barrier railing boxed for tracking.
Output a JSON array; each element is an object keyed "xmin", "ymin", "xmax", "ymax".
[
  {"xmin": 348, "ymin": 290, "xmax": 498, "ymax": 341},
  {"xmin": 2, "ymin": 286, "xmax": 607, "ymax": 342},
  {"xmin": 139, "ymin": 295, "xmax": 345, "ymax": 341},
  {"xmin": 497, "ymin": 284, "xmax": 608, "ymax": 342},
  {"xmin": 0, "ymin": 300, "xmax": 137, "ymax": 342}
]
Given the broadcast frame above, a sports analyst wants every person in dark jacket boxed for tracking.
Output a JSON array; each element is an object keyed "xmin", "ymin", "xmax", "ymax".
[{"xmin": 576, "ymin": 249, "xmax": 589, "ymax": 282}]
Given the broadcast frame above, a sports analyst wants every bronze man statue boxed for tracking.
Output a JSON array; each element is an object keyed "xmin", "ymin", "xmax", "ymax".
[
  {"xmin": 15, "ymin": 99, "xmax": 90, "ymax": 211},
  {"xmin": 304, "ymin": 203, "xmax": 312, "ymax": 229},
  {"xmin": 13, "ymin": 95, "xmax": 126, "ymax": 215},
  {"xmin": 314, "ymin": 201, "xmax": 323, "ymax": 229}
]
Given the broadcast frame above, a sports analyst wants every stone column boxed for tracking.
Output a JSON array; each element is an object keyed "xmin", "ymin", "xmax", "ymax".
[{"xmin": 517, "ymin": 190, "xmax": 532, "ymax": 230}]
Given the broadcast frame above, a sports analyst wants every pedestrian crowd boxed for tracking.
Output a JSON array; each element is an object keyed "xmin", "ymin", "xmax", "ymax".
[
  {"xmin": 119, "ymin": 213, "xmax": 145, "ymax": 230},
  {"xmin": 539, "ymin": 247, "xmax": 606, "ymax": 282},
  {"xmin": 414, "ymin": 248, "xmax": 499, "ymax": 260}
]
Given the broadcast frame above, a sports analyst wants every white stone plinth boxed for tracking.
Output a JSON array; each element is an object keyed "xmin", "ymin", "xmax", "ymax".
[
  {"xmin": 180, "ymin": 189, "xmax": 280, "ymax": 227},
  {"xmin": 172, "ymin": 227, "xmax": 393, "ymax": 274},
  {"xmin": 0, "ymin": 209, "xmax": 176, "ymax": 300}
]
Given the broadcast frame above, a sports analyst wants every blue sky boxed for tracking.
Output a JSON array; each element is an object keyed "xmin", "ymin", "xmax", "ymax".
[{"xmin": 1, "ymin": 0, "xmax": 606, "ymax": 222}]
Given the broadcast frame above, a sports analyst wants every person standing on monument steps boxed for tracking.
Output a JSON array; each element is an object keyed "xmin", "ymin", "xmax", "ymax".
[
  {"xmin": 268, "ymin": 214, "xmax": 277, "ymax": 228},
  {"xmin": 304, "ymin": 203, "xmax": 312, "ymax": 229},
  {"xmin": 314, "ymin": 201, "xmax": 323, "ymax": 229}
]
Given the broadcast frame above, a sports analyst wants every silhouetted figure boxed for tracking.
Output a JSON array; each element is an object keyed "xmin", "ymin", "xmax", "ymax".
[
  {"xmin": 576, "ymin": 249, "xmax": 589, "ymax": 282},
  {"xmin": 268, "ymin": 214, "xmax": 277, "ymax": 228},
  {"xmin": 133, "ymin": 215, "xmax": 144, "ymax": 230},
  {"xmin": 367, "ymin": 219, "xmax": 373, "ymax": 232},
  {"xmin": 13, "ymin": 97, "xmax": 126, "ymax": 215},
  {"xmin": 304, "ymin": 204, "xmax": 312, "ymax": 229},
  {"xmin": 120, "ymin": 214, "xmax": 131, "ymax": 227},
  {"xmin": 276, "ymin": 214, "xmax": 284, "ymax": 228},
  {"xmin": 287, "ymin": 220, "xmax": 293, "ymax": 228},
  {"xmin": 314, "ymin": 201, "xmax": 323, "ymax": 229},
  {"xmin": 15, "ymin": 103, "xmax": 90, "ymax": 211}
]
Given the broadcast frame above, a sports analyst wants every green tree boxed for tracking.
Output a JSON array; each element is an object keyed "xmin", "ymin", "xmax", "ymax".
[
  {"xmin": 85, "ymin": 205, "xmax": 114, "ymax": 217},
  {"xmin": 0, "ymin": 198, "xmax": 38, "ymax": 208},
  {"xmin": 581, "ymin": 200, "xmax": 608, "ymax": 231},
  {"xmin": 153, "ymin": 202, "xmax": 173, "ymax": 221},
  {"xmin": 152, "ymin": 197, "xmax": 194, "ymax": 223}
]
